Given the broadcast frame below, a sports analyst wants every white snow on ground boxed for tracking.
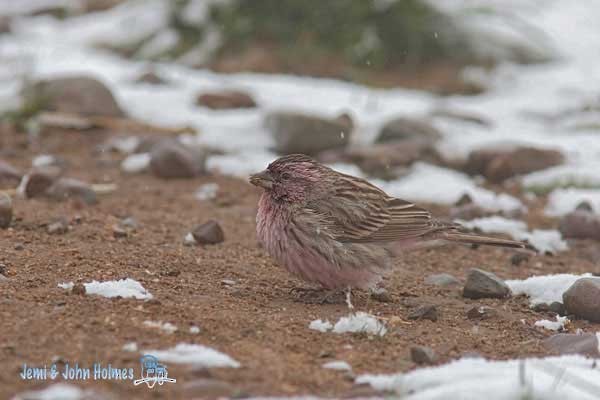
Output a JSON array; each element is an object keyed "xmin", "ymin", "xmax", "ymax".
[
  {"xmin": 122, "ymin": 342, "xmax": 138, "ymax": 352},
  {"xmin": 545, "ymin": 188, "xmax": 600, "ymax": 216},
  {"xmin": 11, "ymin": 383, "xmax": 97, "ymax": 400},
  {"xmin": 143, "ymin": 320, "xmax": 178, "ymax": 334},
  {"xmin": 57, "ymin": 278, "xmax": 152, "ymax": 299},
  {"xmin": 506, "ymin": 273, "xmax": 592, "ymax": 306},
  {"xmin": 194, "ymin": 183, "xmax": 219, "ymax": 201},
  {"xmin": 121, "ymin": 153, "xmax": 150, "ymax": 174},
  {"xmin": 535, "ymin": 316, "xmax": 569, "ymax": 331},
  {"xmin": 522, "ymin": 163, "xmax": 600, "ymax": 193},
  {"xmin": 457, "ymin": 216, "xmax": 568, "ymax": 253},
  {"xmin": 310, "ymin": 313, "xmax": 387, "ymax": 336},
  {"xmin": 322, "ymin": 361, "xmax": 352, "ymax": 371},
  {"xmin": 143, "ymin": 343, "xmax": 240, "ymax": 368},
  {"xmin": 308, "ymin": 319, "xmax": 333, "ymax": 333},
  {"xmin": 356, "ymin": 355, "xmax": 600, "ymax": 400}
]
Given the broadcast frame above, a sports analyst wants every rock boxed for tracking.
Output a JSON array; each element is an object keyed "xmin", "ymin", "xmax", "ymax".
[
  {"xmin": 559, "ymin": 209, "xmax": 600, "ymax": 240},
  {"xmin": 464, "ymin": 146, "xmax": 564, "ymax": 183},
  {"xmin": 46, "ymin": 178, "xmax": 97, "ymax": 205},
  {"xmin": 265, "ymin": 111, "xmax": 352, "ymax": 155},
  {"xmin": 47, "ymin": 217, "xmax": 69, "ymax": 235},
  {"xmin": 370, "ymin": 287, "xmax": 392, "ymax": 303},
  {"xmin": 191, "ymin": 220, "xmax": 225, "ymax": 245},
  {"xmin": 71, "ymin": 283, "xmax": 86, "ymax": 295},
  {"xmin": 112, "ymin": 224, "xmax": 128, "ymax": 238},
  {"xmin": 562, "ymin": 278, "xmax": 600, "ymax": 322},
  {"xmin": 120, "ymin": 217, "xmax": 138, "ymax": 230},
  {"xmin": 14, "ymin": 243, "xmax": 24, "ymax": 250},
  {"xmin": 23, "ymin": 75, "xmax": 124, "ymax": 117},
  {"xmin": 424, "ymin": 273, "xmax": 461, "ymax": 288},
  {"xmin": 0, "ymin": 159, "xmax": 22, "ymax": 182},
  {"xmin": 197, "ymin": 90, "xmax": 257, "ymax": 109},
  {"xmin": 510, "ymin": 253, "xmax": 530, "ymax": 266},
  {"xmin": 0, "ymin": 193, "xmax": 12, "ymax": 229},
  {"xmin": 150, "ymin": 140, "xmax": 207, "ymax": 179},
  {"xmin": 319, "ymin": 140, "xmax": 439, "ymax": 180},
  {"xmin": 19, "ymin": 166, "xmax": 61, "ymax": 198},
  {"xmin": 0, "ymin": 16, "xmax": 11, "ymax": 34},
  {"xmin": 376, "ymin": 117, "xmax": 441, "ymax": 144},
  {"xmin": 463, "ymin": 268, "xmax": 510, "ymax": 299},
  {"xmin": 182, "ymin": 379, "xmax": 240, "ymax": 399},
  {"xmin": 543, "ymin": 333, "xmax": 600, "ymax": 357},
  {"xmin": 576, "ymin": 201, "xmax": 594, "ymax": 212},
  {"xmin": 466, "ymin": 305, "xmax": 496, "ymax": 320},
  {"xmin": 135, "ymin": 70, "xmax": 168, "ymax": 85},
  {"xmin": 410, "ymin": 345, "xmax": 436, "ymax": 365},
  {"xmin": 549, "ymin": 301, "xmax": 566, "ymax": 316},
  {"xmin": 408, "ymin": 305, "xmax": 438, "ymax": 322}
]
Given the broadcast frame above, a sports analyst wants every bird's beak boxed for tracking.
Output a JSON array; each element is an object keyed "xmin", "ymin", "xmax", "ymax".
[{"xmin": 249, "ymin": 170, "xmax": 274, "ymax": 189}]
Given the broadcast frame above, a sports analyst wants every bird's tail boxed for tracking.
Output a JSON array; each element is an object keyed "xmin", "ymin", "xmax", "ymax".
[{"xmin": 441, "ymin": 231, "xmax": 536, "ymax": 252}]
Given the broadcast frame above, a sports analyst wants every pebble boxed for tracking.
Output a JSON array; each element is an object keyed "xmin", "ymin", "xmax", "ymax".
[
  {"xmin": 0, "ymin": 192, "xmax": 12, "ymax": 229},
  {"xmin": 191, "ymin": 220, "xmax": 225, "ymax": 245},
  {"xmin": 466, "ymin": 306, "xmax": 496, "ymax": 320},
  {"xmin": 463, "ymin": 268, "xmax": 510, "ymax": 299},
  {"xmin": 19, "ymin": 166, "xmax": 61, "ymax": 198},
  {"xmin": 370, "ymin": 287, "xmax": 392, "ymax": 303},
  {"xmin": 410, "ymin": 345, "xmax": 437, "ymax": 365},
  {"xmin": 510, "ymin": 253, "xmax": 530, "ymax": 266},
  {"xmin": 46, "ymin": 178, "xmax": 97, "ymax": 205},
  {"xmin": 408, "ymin": 305, "xmax": 438, "ymax": 322},
  {"xmin": 47, "ymin": 217, "xmax": 69, "ymax": 235},
  {"xmin": 150, "ymin": 140, "xmax": 206, "ymax": 179},
  {"xmin": 563, "ymin": 277, "xmax": 600, "ymax": 322},
  {"xmin": 424, "ymin": 273, "xmax": 461, "ymax": 288}
]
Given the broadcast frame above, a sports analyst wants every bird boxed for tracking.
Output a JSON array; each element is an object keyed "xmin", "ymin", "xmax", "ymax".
[{"xmin": 249, "ymin": 154, "xmax": 533, "ymax": 303}]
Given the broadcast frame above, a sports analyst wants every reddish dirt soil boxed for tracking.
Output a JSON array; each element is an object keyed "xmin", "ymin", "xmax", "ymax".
[{"xmin": 1, "ymin": 127, "xmax": 599, "ymax": 399}]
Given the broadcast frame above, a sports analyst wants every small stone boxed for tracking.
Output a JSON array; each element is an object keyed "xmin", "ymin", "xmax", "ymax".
[
  {"xmin": 119, "ymin": 217, "xmax": 138, "ymax": 230},
  {"xmin": 410, "ymin": 345, "xmax": 436, "ymax": 365},
  {"xmin": 0, "ymin": 192, "xmax": 12, "ymax": 229},
  {"xmin": 408, "ymin": 305, "xmax": 438, "ymax": 322},
  {"xmin": 376, "ymin": 117, "xmax": 441, "ymax": 144},
  {"xmin": 135, "ymin": 70, "xmax": 168, "ymax": 85},
  {"xmin": 562, "ymin": 277, "xmax": 600, "ymax": 322},
  {"xmin": 46, "ymin": 178, "xmax": 97, "ymax": 205},
  {"xmin": 197, "ymin": 90, "xmax": 257, "ymax": 109},
  {"xmin": 543, "ymin": 333, "xmax": 600, "ymax": 357},
  {"xmin": 511, "ymin": 253, "xmax": 530, "ymax": 266},
  {"xmin": 14, "ymin": 243, "xmax": 24, "ymax": 251},
  {"xmin": 370, "ymin": 287, "xmax": 392, "ymax": 303},
  {"xmin": 0, "ymin": 263, "xmax": 6, "ymax": 275},
  {"xmin": 19, "ymin": 166, "xmax": 61, "ymax": 198},
  {"xmin": 466, "ymin": 306, "xmax": 496, "ymax": 320},
  {"xmin": 112, "ymin": 224, "xmax": 128, "ymax": 238},
  {"xmin": 150, "ymin": 140, "xmax": 207, "ymax": 179},
  {"xmin": 47, "ymin": 217, "xmax": 69, "ymax": 235},
  {"xmin": 463, "ymin": 268, "xmax": 510, "ymax": 299},
  {"xmin": 425, "ymin": 273, "xmax": 461, "ymax": 288},
  {"xmin": 72, "ymin": 283, "xmax": 86, "ymax": 295},
  {"xmin": 549, "ymin": 301, "xmax": 566, "ymax": 316},
  {"xmin": 575, "ymin": 201, "xmax": 594, "ymax": 212},
  {"xmin": 559, "ymin": 209, "xmax": 600, "ymax": 240},
  {"xmin": 191, "ymin": 220, "xmax": 225, "ymax": 245},
  {"xmin": 221, "ymin": 279, "xmax": 236, "ymax": 286}
]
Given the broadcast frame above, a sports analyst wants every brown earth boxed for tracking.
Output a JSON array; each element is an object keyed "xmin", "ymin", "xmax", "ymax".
[{"xmin": 1, "ymin": 127, "xmax": 599, "ymax": 399}]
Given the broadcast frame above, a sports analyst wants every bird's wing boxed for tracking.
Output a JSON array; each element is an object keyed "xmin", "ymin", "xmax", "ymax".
[{"xmin": 304, "ymin": 174, "xmax": 435, "ymax": 243}]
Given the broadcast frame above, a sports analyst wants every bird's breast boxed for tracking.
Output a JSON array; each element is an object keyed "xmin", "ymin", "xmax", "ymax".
[{"xmin": 256, "ymin": 194, "xmax": 292, "ymax": 257}]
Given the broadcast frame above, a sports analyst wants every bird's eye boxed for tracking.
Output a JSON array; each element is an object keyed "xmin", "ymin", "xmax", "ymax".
[{"xmin": 281, "ymin": 172, "xmax": 291, "ymax": 180}]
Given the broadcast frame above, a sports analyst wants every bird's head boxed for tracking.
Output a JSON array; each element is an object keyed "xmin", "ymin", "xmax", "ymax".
[{"xmin": 249, "ymin": 154, "xmax": 326, "ymax": 203}]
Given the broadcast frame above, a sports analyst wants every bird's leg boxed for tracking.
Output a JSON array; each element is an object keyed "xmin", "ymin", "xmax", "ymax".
[{"xmin": 345, "ymin": 286, "xmax": 354, "ymax": 310}]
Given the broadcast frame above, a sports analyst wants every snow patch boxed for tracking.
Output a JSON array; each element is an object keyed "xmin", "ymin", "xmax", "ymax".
[
  {"xmin": 57, "ymin": 278, "xmax": 152, "ymax": 300},
  {"xmin": 143, "ymin": 320, "xmax": 178, "ymax": 334},
  {"xmin": 122, "ymin": 342, "xmax": 138, "ymax": 352},
  {"xmin": 143, "ymin": 343, "xmax": 240, "ymax": 368},
  {"xmin": 194, "ymin": 183, "xmax": 219, "ymax": 201},
  {"xmin": 356, "ymin": 355, "xmax": 600, "ymax": 400},
  {"xmin": 322, "ymin": 361, "xmax": 352, "ymax": 371},
  {"xmin": 546, "ymin": 188, "xmax": 600, "ymax": 216},
  {"xmin": 121, "ymin": 153, "xmax": 151, "ymax": 174},
  {"xmin": 506, "ymin": 274, "xmax": 592, "ymax": 306},
  {"xmin": 535, "ymin": 316, "xmax": 569, "ymax": 331},
  {"xmin": 11, "ymin": 383, "xmax": 97, "ymax": 400},
  {"xmin": 308, "ymin": 319, "xmax": 333, "ymax": 333},
  {"xmin": 310, "ymin": 313, "xmax": 386, "ymax": 336},
  {"xmin": 458, "ymin": 216, "xmax": 568, "ymax": 253}
]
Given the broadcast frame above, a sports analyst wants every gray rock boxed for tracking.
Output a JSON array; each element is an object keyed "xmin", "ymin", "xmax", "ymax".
[
  {"xmin": 464, "ymin": 146, "xmax": 564, "ymax": 183},
  {"xmin": 376, "ymin": 117, "xmax": 441, "ymax": 144},
  {"xmin": 0, "ymin": 159, "xmax": 22, "ymax": 182},
  {"xmin": 191, "ymin": 220, "xmax": 225, "ymax": 245},
  {"xmin": 543, "ymin": 333, "xmax": 600, "ymax": 357},
  {"xmin": 463, "ymin": 268, "xmax": 510, "ymax": 299},
  {"xmin": 0, "ymin": 192, "xmax": 12, "ymax": 229},
  {"xmin": 410, "ymin": 345, "xmax": 436, "ymax": 365},
  {"xmin": 549, "ymin": 301, "xmax": 566, "ymax": 316},
  {"xmin": 23, "ymin": 75, "xmax": 124, "ymax": 117},
  {"xmin": 150, "ymin": 140, "xmax": 207, "ymax": 179},
  {"xmin": 575, "ymin": 201, "xmax": 594, "ymax": 212},
  {"xmin": 466, "ymin": 305, "xmax": 496, "ymax": 320},
  {"xmin": 265, "ymin": 111, "xmax": 353, "ymax": 155},
  {"xmin": 559, "ymin": 209, "xmax": 600, "ymax": 241},
  {"xmin": 47, "ymin": 217, "xmax": 69, "ymax": 235},
  {"xmin": 425, "ymin": 273, "xmax": 461, "ymax": 288},
  {"xmin": 20, "ymin": 166, "xmax": 61, "ymax": 198},
  {"xmin": 408, "ymin": 305, "xmax": 438, "ymax": 322},
  {"xmin": 510, "ymin": 253, "xmax": 530, "ymax": 266},
  {"xmin": 46, "ymin": 178, "xmax": 97, "ymax": 205},
  {"xmin": 197, "ymin": 90, "xmax": 257, "ymax": 109},
  {"xmin": 563, "ymin": 278, "xmax": 600, "ymax": 322},
  {"xmin": 135, "ymin": 70, "xmax": 168, "ymax": 85}
]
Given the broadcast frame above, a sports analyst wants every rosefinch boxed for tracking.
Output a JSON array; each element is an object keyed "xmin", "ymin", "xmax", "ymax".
[{"xmin": 250, "ymin": 154, "xmax": 532, "ymax": 293}]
